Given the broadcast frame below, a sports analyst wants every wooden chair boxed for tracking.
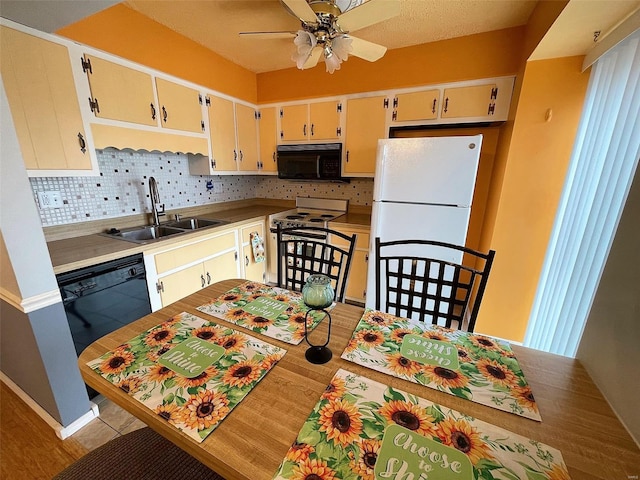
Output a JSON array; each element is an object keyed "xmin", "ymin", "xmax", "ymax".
[
  {"xmin": 374, "ymin": 238, "xmax": 495, "ymax": 332},
  {"xmin": 276, "ymin": 225, "xmax": 357, "ymax": 303}
]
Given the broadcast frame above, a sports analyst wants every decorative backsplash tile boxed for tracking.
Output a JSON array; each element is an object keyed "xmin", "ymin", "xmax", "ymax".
[
  {"xmin": 30, "ymin": 148, "xmax": 373, "ymax": 227},
  {"xmin": 254, "ymin": 177, "xmax": 373, "ymax": 205}
]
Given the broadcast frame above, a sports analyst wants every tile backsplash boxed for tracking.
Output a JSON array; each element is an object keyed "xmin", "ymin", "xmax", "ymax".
[{"xmin": 30, "ymin": 149, "xmax": 374, "ymax": 227}]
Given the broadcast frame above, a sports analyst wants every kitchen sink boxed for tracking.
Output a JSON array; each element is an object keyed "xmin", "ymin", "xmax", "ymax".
[
  {"xmin": 102, "ymin": 217, "xmax": 228, "ymax": 244},
  {"xmin": 106, "ymin": 225, "xmax": 186, "ymax": 243},
  {"xmin": 165, "ymin": 217, "xmax": 227, "ymax": 230}
]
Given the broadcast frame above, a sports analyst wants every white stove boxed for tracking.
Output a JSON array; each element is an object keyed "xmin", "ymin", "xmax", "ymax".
[
  {"xmin": 270, "ymin": 197, "xmax": 348, "ymax": 230},
  {"xmin": 267, "ymin": 197, "xmax": 348, "ymax": 283}
]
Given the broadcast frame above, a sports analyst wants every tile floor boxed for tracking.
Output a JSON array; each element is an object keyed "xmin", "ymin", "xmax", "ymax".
[{"xmin": 71, "ymin": 395, "xmax": 147, "ymax": 451}]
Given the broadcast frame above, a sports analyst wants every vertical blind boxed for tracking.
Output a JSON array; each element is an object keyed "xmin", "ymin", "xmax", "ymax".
[{"xmin": 524, "ymin": 30, "xmax": 640, "ymax": 357}]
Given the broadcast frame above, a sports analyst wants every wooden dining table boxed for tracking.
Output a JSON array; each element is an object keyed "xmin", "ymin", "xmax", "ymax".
[{"xmin": 78, "ymin": 279, "xmax": 640, "ymax": 480}]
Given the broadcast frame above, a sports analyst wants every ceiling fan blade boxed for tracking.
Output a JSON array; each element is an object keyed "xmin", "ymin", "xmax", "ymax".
[
  {"xmin": 239, "ymin": 31, "xmax": 296, "ymax": 39},
  {"xmin": 336, "ymin": 0, "xmax": 400, "ymax": 32},
  {"xmin": 302, "ymin": 46, "xmax": 322, "ymax": 69},
  {"xmin": 349, "ymin": 36, "xmax": 388, "ymax": 62},
  {"xmin": 281, "ymin": 0, "xmax": 318, "ymax": 24}
]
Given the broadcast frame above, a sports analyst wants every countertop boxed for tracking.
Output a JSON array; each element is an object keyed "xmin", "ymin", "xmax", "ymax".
[
  {"xmin": 48, "ymin": 205, "xmax": 287, "ymax": 274},
  {"xmin": 48, "ymin": 203, "xmax": 372, "ymax": 274}
]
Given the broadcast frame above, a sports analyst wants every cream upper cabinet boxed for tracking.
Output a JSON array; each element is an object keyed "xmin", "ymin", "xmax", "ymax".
[
  {"xmin": 258, "ymin": 107, "xmax": 278, "ymax": 173},
  {"xmin": 279, "ymin": 101, "xmax": 341, "ymax": 142},
  {"xmin": 310, "ymin": 100, "xmax": 341, "ymax": 140},
  {"xmin": 1, "ymin": 25, "xmax": 95, "ymax": 174},
  {"xmin": 392, "ymin": 90, "xmax": 439, "ymax": 122},
  {"xmin": 279, "ymin": 104, "xmax": 308, "ymax": 142},
  {"xmin": 207, "ymin": 95, "xmax": 238, "ymax": 172},
  {"xmin": 236, "ymin": 103, "xmax": 260, "ymax": 172},
  {"xmin": 82, "ymin": 54, "xmax": 157, "ymax": 126},
  {"xmin": 441, "ymin": 83, "xmax": 497, "ymax": 119},
  {"xmin": 344, "ymin": 95, "xmax": 388, "ymax": 176},
  {"xmin": 155, "ymin": 78, "xmax": 204, "ymax": 133}
]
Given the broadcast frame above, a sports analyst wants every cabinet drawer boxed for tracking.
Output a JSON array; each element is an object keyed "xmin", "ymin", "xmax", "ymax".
[{"xmin": 155, "ymin": 231, "xmax": 236, "ymax": 274}]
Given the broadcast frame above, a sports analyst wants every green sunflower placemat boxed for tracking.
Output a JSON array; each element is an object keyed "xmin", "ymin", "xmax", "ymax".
[
  {"xmin": 273, "ymin": 369, "xmax": 569, "ymax": 480},
  {"xmin": 197, "ymin": 281, "xmax": 333, "ymax": 345},
  {"xmin": 87, "ymin": 311, "xmax": 286, "ymax": 443},
  {"xmin": 341, "ymin": 309, "xmax": 541, "ymax": 421}
]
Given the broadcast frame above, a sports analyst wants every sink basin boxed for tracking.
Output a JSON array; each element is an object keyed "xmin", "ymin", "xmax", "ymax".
[
  {"xmin": 165, "ymin": 217, "xmax": 227, "ymax": 230},
  {"xmin": 102, "ymin": 217, "xmax": 228, "ymax": 244},
  {"xmin": 104, "ymin": 225, "xmax": 186, "ymax": 244}
]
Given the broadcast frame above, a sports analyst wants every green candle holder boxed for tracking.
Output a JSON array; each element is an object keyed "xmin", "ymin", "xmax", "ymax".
[{"xmin": 302, "ymin": 275, "xmax": 334, "ymax": 364}]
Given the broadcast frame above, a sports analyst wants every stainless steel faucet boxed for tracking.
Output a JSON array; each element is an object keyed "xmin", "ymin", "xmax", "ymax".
[{"xmin": 149, "ymin": 176, "xmax": 165, "ymax": 226}]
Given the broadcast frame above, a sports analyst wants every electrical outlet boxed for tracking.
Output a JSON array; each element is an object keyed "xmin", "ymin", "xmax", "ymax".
[
  {"xmin": 213, "ymin": 181, "xmax": 223, "ymax": 194},
  {"xmin": 37, "ymin": 191, "xmax": 63, "ymax": 209}
]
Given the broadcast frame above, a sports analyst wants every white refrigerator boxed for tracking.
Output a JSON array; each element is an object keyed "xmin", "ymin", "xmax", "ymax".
[{"xmin": 365, "ymin": 135, "xmax": 483, "ymax": 311}]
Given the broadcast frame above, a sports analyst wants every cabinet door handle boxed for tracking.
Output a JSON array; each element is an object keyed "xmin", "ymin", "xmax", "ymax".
[
  {"xmin": 443, "ymin": 97, "xmax": 449, "ymax": 113},
  {"xmin": 239, "ymin": 150, "xmax": 243, "ymax": 161},
  {"xmin": 311, "ymin": 124, "xmax": 314, "ymax": 136},
  {"xmin": 245, "ymin": 255, "xmax": 249, "ymax": 267},
  {"xmin": 150, "ymin": 103, "xmax": 156, "ymax": 120},
  {"xmin": 156, "ymin": 281, "xmax": 164, "ymax": 293},
  {"xmin": 206, "ymin": 272, "xmax": 211, "ymax": 285},
  {"xmin": 365, "ymin": 254, "xmax": 369, "ymax": 262},
  {"xmin": 234, "ymin": 150, "xmax": 237, "ymax": 161},
  {"xmin": 303, "ymin": 124, "xmax": 307, "ymax": 136},
  {"xmin": 273, "ymin": 152, "xmax": 276, "ymax": 162},
  {"xmin": 346, "ymin": 151, "xmax": 349, "ymax": 162},
  {"xmin": 162, "ymin": 106, "xmax": 168, "ymax": 122},
  {"xmin": 432, "ymin": 99, "xmax": 437, "ymax": 114},
  {"xmin": 201, "ymin": 274, "xmax": 205, "ymax": 288},
  {"xmin": 77, "ymin": 133, "xmax": 86, "ymax": 154}
]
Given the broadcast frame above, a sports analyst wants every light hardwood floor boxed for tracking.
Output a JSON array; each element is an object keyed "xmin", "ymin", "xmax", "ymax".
[{"xmin": 0, "ymin": 381, "xmax": 146, "ymax": 479}]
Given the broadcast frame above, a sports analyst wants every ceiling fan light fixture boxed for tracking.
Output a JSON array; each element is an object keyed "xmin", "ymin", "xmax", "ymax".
[
  {"xmin": 324, "ymin": 48, "xmax": 342, "ymax": 73},
  {"xmin": 331, "ymin": 34, "xmax": 352, "ymax": 61},
  {"xmin": 292, "ymin": 30, "xmax": 317, "ymax": 69}
]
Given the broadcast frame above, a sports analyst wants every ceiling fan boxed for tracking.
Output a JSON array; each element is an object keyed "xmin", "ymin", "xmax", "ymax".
[{"xmin": 240, "ymin": 0, "xmax": 401, "ymax": 73}]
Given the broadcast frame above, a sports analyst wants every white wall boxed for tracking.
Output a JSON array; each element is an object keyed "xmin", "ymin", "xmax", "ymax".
[{"xmin": 577, "ymin": 165, "xmax": 640, "ymax": 444}]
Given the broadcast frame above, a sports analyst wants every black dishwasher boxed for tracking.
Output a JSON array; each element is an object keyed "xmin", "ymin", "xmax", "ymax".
[{"xmin": 57, "ymin": 254, "xmax": 152, "ymax": 397}]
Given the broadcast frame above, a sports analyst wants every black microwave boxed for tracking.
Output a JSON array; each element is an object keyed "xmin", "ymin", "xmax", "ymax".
[{"xmin": 277, "ymin": 143, "xmax": 345, "ymax": 181}]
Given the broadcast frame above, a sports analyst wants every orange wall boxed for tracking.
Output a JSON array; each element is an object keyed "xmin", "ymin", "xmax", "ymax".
[
  {"xmin": 56, "ymin": 4, "xmax": 257, "ymax": 103},
  {"xmin": 480, "ymin": 0, "xmax": 570, "ymax": 254},
  {"xmin": 476, "ymin": 56, "xmax": 590, "ymax": 341},
  {"xmin": 257, "ymin": 27, "xmax": 525, "ymax": 103}
]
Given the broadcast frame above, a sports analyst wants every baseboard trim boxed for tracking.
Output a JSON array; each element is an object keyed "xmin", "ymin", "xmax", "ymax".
[{"xmin": 0, "ymin": 372, "xmax": 99, "ymax": 440}]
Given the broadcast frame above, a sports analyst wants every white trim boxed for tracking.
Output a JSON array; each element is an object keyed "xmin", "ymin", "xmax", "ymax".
[
  {"xmin": 0, "ymin": 372, "xmax": 99, "ymax": 440},
  {"xmin": 0, "ymin": 288, "xmax": 62, "ymax": 313},
  {"xmin": 583, "ymin": 9, "xmax": 640, "ymax": 70}
]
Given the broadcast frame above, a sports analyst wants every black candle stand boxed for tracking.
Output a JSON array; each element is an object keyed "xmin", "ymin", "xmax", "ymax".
[{"xmin": 304, "ymin": 307, "xmax": 333, "ymax": 364}]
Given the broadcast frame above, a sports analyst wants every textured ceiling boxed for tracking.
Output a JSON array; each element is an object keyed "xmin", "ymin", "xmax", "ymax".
[{"xmin": 125, "ymin": 0, "xmax": 538, "ymax": 73}]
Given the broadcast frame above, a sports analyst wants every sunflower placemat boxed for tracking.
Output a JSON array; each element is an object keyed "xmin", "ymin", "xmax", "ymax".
[
  {"xmin": 341, "ymin": 309, "xmax": 541, "ymax": 421},
  {"xmin": 87, "ymin": 311, "xmax": 286, "ymax": 443},
  {"xmin": 273, "ymin": 369, "xmax": 569, "ymax": 480},
  {"xmin": 197, "ymin": 281, "xmax": 333, "ymax": 345}
]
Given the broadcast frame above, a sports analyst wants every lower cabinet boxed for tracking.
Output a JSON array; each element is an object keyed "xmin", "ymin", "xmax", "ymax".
[
  {"xmin": 240, "ymin": 221, "xmax": 267, "ymax": 283},
  {"xmin": 145, "ymin": 228, "xmax": 240, "ymax": 310},
  {"xmin": 329, "ymin": 224, "xmax": 370, "ymax": 304},
  {"xmin": 144, "ymin": 219, "xmax": 268, "ymax": 310}
]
